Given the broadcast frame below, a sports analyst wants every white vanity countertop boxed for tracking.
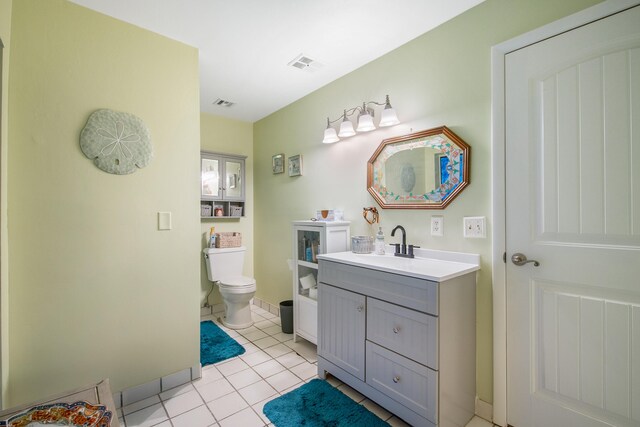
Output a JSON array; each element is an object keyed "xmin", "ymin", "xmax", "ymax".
[{"xmin": 317, "ymin": 246, "xmax": 480, "ymax": 282}]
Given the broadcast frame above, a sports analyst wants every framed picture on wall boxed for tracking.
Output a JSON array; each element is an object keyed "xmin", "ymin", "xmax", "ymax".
[
  {"xmin": 272, "ymin": 153, "xmax": 284, "ymax": 174},
  {"xmin": 288, "ymin": 154, "xmax": 302, "ymax": 177}
]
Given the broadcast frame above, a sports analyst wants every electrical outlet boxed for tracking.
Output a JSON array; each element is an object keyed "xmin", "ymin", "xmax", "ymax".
[
  {"xmin": 463, "ymin": 216, "xmax": 486, "ymax": 238},
  {"xmin": 431, "ymin": 216, "xmax": 444, "ymax": 236}
]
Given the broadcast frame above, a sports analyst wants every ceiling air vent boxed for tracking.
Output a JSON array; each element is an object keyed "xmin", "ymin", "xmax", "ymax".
[
  {"xmin": 288, "ymin": 54, "xmax": 323, "ymax": 72},
  {"xmin": 213, "ymin": 98, "xmax": 235, "ymax": 107}
]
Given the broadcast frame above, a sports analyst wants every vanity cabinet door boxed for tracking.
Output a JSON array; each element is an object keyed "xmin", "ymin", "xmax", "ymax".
[{"xmin": 318, "ymin": 283, "xmax": 366, "ymax": 381}]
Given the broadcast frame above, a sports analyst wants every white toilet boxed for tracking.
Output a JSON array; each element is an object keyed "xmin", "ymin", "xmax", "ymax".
[{"xmin": 203, "ymin": 246, "xmax": 256, "ymax": 329}]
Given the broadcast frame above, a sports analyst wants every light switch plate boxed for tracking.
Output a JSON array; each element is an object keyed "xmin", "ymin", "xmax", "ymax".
[
  {"xmin": 431, "ymin": 216, "xmax": 444, "ymax": 236},
  {"xmin": 158, "ymin": 212, "xmax": 172, "ymax": 230},
  {"xmin": 463, "ymin": 216, "xmax": 486, "ymax": 238}
]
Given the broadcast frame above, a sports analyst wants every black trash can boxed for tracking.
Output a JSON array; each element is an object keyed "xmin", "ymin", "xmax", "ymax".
[{"xmin": 279, "ymin": 300, "xmax": 294, "ymax": 334}]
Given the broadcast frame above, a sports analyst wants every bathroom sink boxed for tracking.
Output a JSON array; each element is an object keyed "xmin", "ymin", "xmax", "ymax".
[{"xmin": 317, "ymin": 246, "xmax": 479, "ymax": 281}]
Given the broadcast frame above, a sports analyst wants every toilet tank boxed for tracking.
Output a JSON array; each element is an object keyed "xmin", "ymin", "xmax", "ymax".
[{"xmin": 203, "ymin": 246, "xmax": 246, "ymax": 282}]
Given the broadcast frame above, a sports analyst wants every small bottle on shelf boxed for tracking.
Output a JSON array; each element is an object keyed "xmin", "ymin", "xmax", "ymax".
[{"xmin": 375, "ymin": 227, "xmax": 385, "ymax": 255}]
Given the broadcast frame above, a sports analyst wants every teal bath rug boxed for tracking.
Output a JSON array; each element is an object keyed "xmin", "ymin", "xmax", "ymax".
[
  {"xmin": 200, "ymin": 320, "xmax": 245, "ymax": 366},
  {"xmin": 263, "ymin": 379, "xmax": 390, "ymax": 427}
]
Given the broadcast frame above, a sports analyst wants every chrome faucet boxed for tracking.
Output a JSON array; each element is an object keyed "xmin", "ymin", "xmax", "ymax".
[{"xmin": 391, "ymin": 225, "xmax": 419, "ymax": 258}]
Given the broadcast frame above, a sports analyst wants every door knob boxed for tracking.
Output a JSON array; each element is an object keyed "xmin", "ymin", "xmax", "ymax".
[{"xmin": 511, "ymin": 253, "xmax": 540, "ymax": 267}]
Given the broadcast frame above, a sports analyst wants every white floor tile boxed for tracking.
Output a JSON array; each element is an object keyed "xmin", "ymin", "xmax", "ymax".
[
  {"xmin": 270, "ymin": 332, "xmax": 292, "ymax": 342},
  {"xmin": 338, "ymin": 384, "xmax": 365, "ymax": 403},
  {"xmin": 271, "ymin": 317, "xmax": 281, "ymax": 325},
  {"xmin": 216, "ymin": 358, "xmax": 250, "ymax": 377},
  {"xmin": 218, "ymin": 407, "xmax": 265, "ymax": 427},
  {"xmin": 151, "ymin": 421, "xmax": 172, "ymax": 427},
  {"xmin": 159, "ymin": 383, "xmax": 196, "ymax": 401},
  {"xmin": 237, "ymin": 380, "xmax": 278, "ymax": 405},
  {"xmin": 254, "ymin": 320, "xmax": 277, "ymax": 330},
  {"xmin": 252, "ymin": 396, "xmax": 278, "ymax": 425},
  {"xmin": 289, "ymin": 361, "xmax": 318, "ymax": 381},
  {"xmin": 263, "ymin": 343, "xmax": 292, "ymax": 359},
  {"xmin": 466, "ymin": 416, "xmax": 494, "ymax": 427},
  {"xmin": 122, "ymin": 396, "xmax": 161, "ymax": 416},
  {"xmin": 261, "ymin": 325, "xmax": 282, "ymax": 336},
  {"xmin": 260, "ymin": 311, "xmax": 277, "ymax": 320},
  {"xmin": 206, "ymin": 391, "xmax": 249, "ymax": 421},
  {"xmin": 226, "ymin": 368, "xmax": 263, "ymax": 389},
  {"xmin": 253, "ymin": 336, "xmax": 279, "ymax": 349},
  {"xmin": 170, "ymin": 405, "xmax": 216, "ymax": 427},
  {"xmin": 361, "ymin": 398, "xmax": 392, "ymax": 421},
  {"xmin": 235, "ymin": 335, "xmax": 250, "ymax": 345},
  {"xmin": 243, "ymin": 329, "xmax": 269, "ymax": 341},
  {"xmin": 253, "ymin": 360, "xmax": 286, "ymax": 379},
  {"xmin": 275, "ymin": 352, "xmax": 305, "ymax": 369},
  {"xmin": 124, "ymin": 403, "xmax": 168, "ymax": 427},
  {"xmin": 240, "ymin": 350, "xmax": 273, "ymax": 367},
  {"xmin": 252, "ymin": 313, "xmax": 266, "ymax": 322},
  {"xmin": 264, "ymin": 370, "xmax": 301, "ymax": 393},
  {"xmin": 163, "ymin": 389, "xmax": 204, "ymax": 418},
  {"xmin": 242, "ymin": 343, "xmax": 261, "ymax": 355},
  {"xmin": 325, "ymin": 374, "xmax": 343, "ymax": 387},
  {"xmin": 197, "ymin": 378, "xmax": 235, "ymax": 403},
  {"xmin": 237, "ymin": 325, "xmax": 259, "ymax": 336},
  {"xmin": 279, "ymin": 381, "xmax": 305, "ymax": 395},
  {"xmin": 284, "ymin": 339, "xmax": 318, "ymax": 362},
  {"xmin": 387, "ymin": 415, "xmax": 412, "ymax": 426}
]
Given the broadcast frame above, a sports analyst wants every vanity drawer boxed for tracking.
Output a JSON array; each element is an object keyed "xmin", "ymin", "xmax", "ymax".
[
  {"xmin": 367, "ymin": 298, "xmax": 438, "ymax": 369},
  {"xmin": 318, "ymin": 260, "xmax": 438, "ymax": 315},
  {"xmin": 366, "ymin": 342, "xmax": 438, "ymax": 424}
]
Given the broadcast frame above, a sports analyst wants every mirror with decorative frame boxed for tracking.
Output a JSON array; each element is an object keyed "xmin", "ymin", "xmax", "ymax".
[{"xmin": 367, "ymin": 126, "xmax": 470, "ymax": 209}]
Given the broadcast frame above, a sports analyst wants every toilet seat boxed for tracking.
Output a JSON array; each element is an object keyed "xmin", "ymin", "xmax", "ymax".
[{"xmin": 218, "ymin": 276, "xmax": 256, "ymax": 293}]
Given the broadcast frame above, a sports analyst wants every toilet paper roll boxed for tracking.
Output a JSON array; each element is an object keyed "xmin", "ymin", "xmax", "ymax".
[
  {"xmin": 299, "ymin": 274, "xmax": 316, "ymax": 290},
  {"xmin": 309, "ymin": 287, "xmax": 318, "ymax": 300}
]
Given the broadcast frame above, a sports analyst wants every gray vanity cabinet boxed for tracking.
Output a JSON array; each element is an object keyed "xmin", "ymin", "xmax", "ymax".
[
  {"xmin": 317, "ymin": 258, "xmax": 476, "ymax": 427},
  {"xmin": 317, "ymin": 283, "xmax": 366, "ymax": 380}
]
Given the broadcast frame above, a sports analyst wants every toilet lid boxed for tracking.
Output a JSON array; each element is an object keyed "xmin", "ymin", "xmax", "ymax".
[{"xmin": 220, "ymin": 275, "xmax": 255, "ymax": 287}]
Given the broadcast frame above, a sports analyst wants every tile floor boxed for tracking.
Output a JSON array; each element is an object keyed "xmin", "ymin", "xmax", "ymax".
[{"xmin": 118, "ymin": 305, "xmax": 494, "ymax": 427}]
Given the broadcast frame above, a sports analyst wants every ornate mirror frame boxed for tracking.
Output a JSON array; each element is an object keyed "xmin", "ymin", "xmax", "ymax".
[{"xmin": 367, "ymin": 126, "xmax": 470, "ymax": 209}]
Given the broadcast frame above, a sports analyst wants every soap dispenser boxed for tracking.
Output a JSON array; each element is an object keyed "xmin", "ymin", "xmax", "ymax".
[{"xmin": 375, "ymin": 227, "xmax": 385, "ymax": 255}]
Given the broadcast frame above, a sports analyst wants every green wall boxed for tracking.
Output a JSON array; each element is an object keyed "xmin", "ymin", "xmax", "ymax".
[
  {"xmin": 0, "ymin": 0, "xmax": 13, "ymax": 408},
  {"xmin": 253, "ymin": 0, "xmax": 601, "ymax": 404},
  {"xmin": 200, "ymin": 113, "xmax": 254, "ymax": 307},
  {"xmin": 6, "ymin": 0, "xmax": 200, "ymax": 406}
]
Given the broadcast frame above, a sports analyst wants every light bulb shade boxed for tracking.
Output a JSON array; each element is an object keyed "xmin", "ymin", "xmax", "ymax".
[
  {"xmin": 338, "ymin": 119, "xmax": 355, "ymax": 137},
  {"xmin": 379, "ymin": 107, "xmax": 399, "ymax": 127},
  {"xmin": 356, "ymin": 113, "xmax": 376, "ymax": 132},
  {"xmin": 322, "ymin": 126, "xmax": 339, "ymax": 144}
]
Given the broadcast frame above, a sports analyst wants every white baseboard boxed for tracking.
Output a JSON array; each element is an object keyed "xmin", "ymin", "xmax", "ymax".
[
  {"xmin": 119, "ymin": 366, "xmax": 200, "ymax": 408},
  {"xmin": 252, "ymin": 297, "xmax": 280, "ymax": 317},
  {"xmin": 475, "ymin": 397, "xmax": 493, "ymax": 423}
]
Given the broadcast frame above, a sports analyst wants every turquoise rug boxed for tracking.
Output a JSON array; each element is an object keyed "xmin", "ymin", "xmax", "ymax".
[
  {"xmin": 263, "ymin": 379, "xmax": 390, "ymax": 427},
  {"xmin": 200, "ymin": 320, "xmax": 245, "ymax": 366}
]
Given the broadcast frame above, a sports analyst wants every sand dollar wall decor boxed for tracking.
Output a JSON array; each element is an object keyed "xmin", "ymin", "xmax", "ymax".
[{"xmin": 80, "ymin": 109, "xmax": 152, "ymax": 175}]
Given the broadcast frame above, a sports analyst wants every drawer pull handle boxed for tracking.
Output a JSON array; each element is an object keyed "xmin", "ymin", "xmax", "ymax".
[
  {"xmin": 393, "ymin": 376, "xmax": 400, "ymax": 383},
  {"xmin": 393, "ymin": 327, "xmax": 400, "ymax": 334},
  {"xmin": 357, "ymin": 305, "xmax": 364, "ymax": 312}
]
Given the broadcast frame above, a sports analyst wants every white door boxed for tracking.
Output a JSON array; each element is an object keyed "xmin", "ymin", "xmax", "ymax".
[{"xmin": 506, "ymin": 6, "xmax": 640, "ymax": 427}]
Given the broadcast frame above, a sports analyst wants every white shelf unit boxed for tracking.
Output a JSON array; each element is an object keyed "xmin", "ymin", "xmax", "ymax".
[{"xmin": 292, "ymin": 220, "xmax": 350, "ymax": 345}]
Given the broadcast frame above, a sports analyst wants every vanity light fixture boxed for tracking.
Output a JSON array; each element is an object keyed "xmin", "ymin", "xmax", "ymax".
[{"xmin": 322, "ymin": 95, "xmax": 399, "ymax": 144}]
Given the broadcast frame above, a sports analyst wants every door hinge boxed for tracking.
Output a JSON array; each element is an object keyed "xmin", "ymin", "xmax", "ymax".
[{"xmin": 503, "ymin": 252, "xmax": 507, "ymax": 263}]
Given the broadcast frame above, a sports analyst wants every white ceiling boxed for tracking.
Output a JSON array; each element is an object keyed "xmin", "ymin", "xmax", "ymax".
[{"xmin": 70, "ymin": 0, "xmax": 484, "ymax": 122}]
